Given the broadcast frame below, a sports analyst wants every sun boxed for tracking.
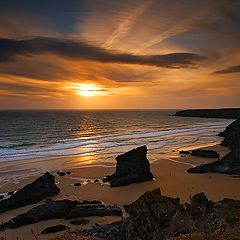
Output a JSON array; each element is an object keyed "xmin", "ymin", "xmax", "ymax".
[{"xmin": 72, "ymin": 83, "xmax": 104, "ymax": 97}]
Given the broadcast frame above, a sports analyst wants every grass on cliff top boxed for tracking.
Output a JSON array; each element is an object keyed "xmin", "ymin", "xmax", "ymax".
[{"xmin": 168, "ymin": 226, "xmax": 240, "ymax": 240}]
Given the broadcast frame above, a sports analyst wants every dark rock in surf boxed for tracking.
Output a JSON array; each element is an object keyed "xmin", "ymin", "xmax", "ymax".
[
  {"xmin": 103, "ymin": 145, "xmax": 153, "ymax": 187},
  {"xmin": 191, "ymin": 149, "xmax": 219, "ymax": 158},
  {"xmin": 41, "ymin": 224, "xmax": 69, "ymax": 234},
  {"xmin": 0, "ymin": 171, "xmax": 60, "ymax": 213}
]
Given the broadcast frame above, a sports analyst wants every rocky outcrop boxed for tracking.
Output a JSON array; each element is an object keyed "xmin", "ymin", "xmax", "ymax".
[
  {"xmin": 174, "ymin": 108, "xmax": 240, "ymax": 119},
  {"xmin": 103, "ymin": 145, "xmax": 153, "ymax": 187},
  {"xmin": 41, "ymin": 224, "xmax": 69, "ymax": 234},
  {"xmin": 66, "ymin": 204, "xmax": 122, "ymax": 219},
  {"xmin": 0, "ymin": 199, "xmax": 122, "ymax": 230},
  {"xmin": 187, "ymin": 142, "xmax": 240, "ymax": 174},
  {"xmin": 0, "ymin": 199, "xmax": 79, "ymax": 230},
  {"xmin": 75, "ymin": 188, "xmax": 240, "ymax": 240},
  {"xmin": 0, "ymin": 172, "xmax": 60, "ymax": 213},
  {"xmin": 191, "ymin": 149, "xmax": 219, "ymax": 158},
  {"xmin": 70, "ymin": 218, "xmax": 90, "ymax": 225},
  {"xmin": 187, "ymin": 119, "xmax": 240, "ymax": 175},
  {"xmin": 218, "ymin": 119, "xmax": 240, "ymax": 149}
]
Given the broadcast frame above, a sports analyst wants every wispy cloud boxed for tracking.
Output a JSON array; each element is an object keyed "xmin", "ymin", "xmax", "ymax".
[
  {"xmin": 0, "ymin": 37, "xmax": 205, "ymax": 68},
  {"xmin": 102, "ymin": 0, "xmax": 154, "ymax": 49},
  {"xmin": 213, "ymin": 65, "xmax": 240, "ymax": 74}
]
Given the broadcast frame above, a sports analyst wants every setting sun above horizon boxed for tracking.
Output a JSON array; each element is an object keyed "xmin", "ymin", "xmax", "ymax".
[{"xmin": 74, "ymin": 83, "xmax": 103, "ymax": 97}]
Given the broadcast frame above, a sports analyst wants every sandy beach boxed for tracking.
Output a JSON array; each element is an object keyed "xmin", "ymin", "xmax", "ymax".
[{"xmin": 0, "ymin": 143, "xmax": 240, "ymax": 240}]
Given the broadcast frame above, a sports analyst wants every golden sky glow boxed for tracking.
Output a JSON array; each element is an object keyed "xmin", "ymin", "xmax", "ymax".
[{"xmin": 0, "ymin": 0, "xmax": 240, "ymax": 109}]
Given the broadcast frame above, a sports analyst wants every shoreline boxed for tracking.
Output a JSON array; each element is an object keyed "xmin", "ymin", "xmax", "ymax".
[{"xmin": 1, "ymin": 141, "xmax": 240, "ymax": 239}]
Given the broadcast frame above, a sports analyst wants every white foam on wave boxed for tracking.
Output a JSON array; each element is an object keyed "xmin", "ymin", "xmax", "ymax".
[{"xmin": 0, "ymin": 121, "xmax": 231, "ymax": 162}]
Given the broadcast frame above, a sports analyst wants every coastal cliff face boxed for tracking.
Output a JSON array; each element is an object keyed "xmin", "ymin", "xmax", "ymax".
[
  {"xmin": 188, "ymin": 119, "xmax": 240, "ymax": 175},
  {"xmin": 174, "ymin": 108, "xmax": 240, "ymax": 119}
]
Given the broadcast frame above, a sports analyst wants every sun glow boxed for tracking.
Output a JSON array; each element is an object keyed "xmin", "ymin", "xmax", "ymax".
[{"xmin": 73, "ymin": 83, "xmax": 104, "ymax": 97}]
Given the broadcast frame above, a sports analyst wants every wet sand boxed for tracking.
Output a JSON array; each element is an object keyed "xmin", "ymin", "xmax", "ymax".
[{"xmin": 0, "ymin": 144, "xmax": 240, "ymax": 240}]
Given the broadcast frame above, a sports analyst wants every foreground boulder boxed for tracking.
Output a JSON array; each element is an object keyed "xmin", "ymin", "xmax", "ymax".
[
  {"xmin": 0, "ymin": 199, "xmax": 122, "ymax": 230},
  {"xmin": 187, "ymin": 142, "xmax": 240, "ymax": 174},
  {"xmin": 103, "ymin": 145, "xmax": 153, "ymax": 187},
  {"xmin": 191, "ymin": 149, "xmax": 219, "ymax": 158},
  {"xmin": 0, "ymin": 171, "xmax": 60, "ymax": 213},
  {"xmin": 218, "ymin": 119, "xmax": 240, "ymax": 149},
  {"xmin": 66, "ymin": 204, "xmax": 122, "ymax": 219},
  {"xmin": 75, "ymin": 188, "xmax": 240, "ymax": 240}
]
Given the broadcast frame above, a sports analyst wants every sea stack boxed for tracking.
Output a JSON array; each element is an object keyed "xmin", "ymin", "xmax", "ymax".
[{"xmin": 103, "ymin": 145, "xmax": 154, "ymax": 187}]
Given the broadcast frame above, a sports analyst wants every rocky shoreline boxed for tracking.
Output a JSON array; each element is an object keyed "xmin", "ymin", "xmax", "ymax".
[
  {"xmin": 0, "ymin": 118, "xmax": 240, "ymax": 239},
  {"xmin": 187, "ymin": 119, "xmax": 240, "ymax": 175}
]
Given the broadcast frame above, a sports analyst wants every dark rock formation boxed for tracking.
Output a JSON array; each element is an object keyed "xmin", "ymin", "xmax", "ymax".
[
  {"xmin": 179, "ymin": 150, "xmax": 191, "ymax": 154},
  {"xmin": 103, "ymin": 145, "xmax": 153, "ymax": 187},
  {"xmin": 66, "ymin": 204, "xmax": 122, "ymax": 219},
  {"xmin": 70, "ymin": 218, "xmax": 90, "ymax": 225},
  {"xmin": 174, "ymin": 108, "xmax": 240, "ymax": 119},
  {"xmin": 188, "ymin": 142, "xmax": 240, "ymax": 174},
  {"xmin": 75, "ymin": 188, "xmax": 240, "ymax": 240},
  {"xmin": 41, "ymin": 224, "xmax": 69, "ymax": 234},
  {"xmin": 57, "ymin": 171, "xmax": 66, "ymax": 176},
  {"xmin": 0, "ymin": 199, "xmax": 79, "ymax": 230},
  {"xmin": 0, "ymin": 195, "xmax": 3, "ymax": 200},
  {"xmin": 0, "ymin": 199, "xmax": 121, "ymax": 230},
  {"xmin": 7, "ymin": 191, "xmax": 14, "ymax": 195},
  {"xmin": 188, "ymin": 120, "xmax": 240, "ymax": 175},
  {"xmin": 74, "ymin": 182, "xmax": 82, "ymax": 186},
  {"xmin": 191, "ymin": 149, "xmax": 220, "ymax": 158},
  {"xmin": 0, "ymin": 172, "xmax": 60, "ymax": 213},
  {"xmin": 218, "ymin": 119, "xmax": 240, "ymax": 149}
]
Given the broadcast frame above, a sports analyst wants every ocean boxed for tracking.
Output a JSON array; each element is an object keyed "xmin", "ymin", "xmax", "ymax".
[{"xmin": 0, "ymin": 110, "xmax": 233, "ymax": 163}]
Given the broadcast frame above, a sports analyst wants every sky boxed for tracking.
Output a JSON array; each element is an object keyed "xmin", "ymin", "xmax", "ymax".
[{"xmin": 0, "ymin": 0, "xmax": 240, "ymax": 109}]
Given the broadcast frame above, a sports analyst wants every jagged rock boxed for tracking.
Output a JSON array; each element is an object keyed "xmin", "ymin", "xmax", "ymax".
[
  {"xmin": 66, "ymin": 204, "xmax": 122, "ymax": 219},
  {"xmin": 70, "ymin": 218, "xmax": 91, "ymax": 225},
  {"xmin": 187, "ymin": 120, "xmax": 240, "ymax": 175},
  {"xmin": 75, "ymin": 188, "xmax": 240, "ymax": 240},
  {"xmin": 0, "ymin": 199, "xmax": 79, "ymax": 230},
  {"xmin": 191, "ymin": 149, "xmax": 219, "ymax": 158},
  {"xmin": 103, "ymin": 145, "xmax": 153, "ymax": 187},
  {"xmin": 218, "ymin": 119, "xmax": 240, "ymax": 149},
  {"xmin": 0, "ymin": 195, "xmax": 3, "ymax": 200},
  {"xmin": 0, "ymin": 199, "xmax": 119, "ymax": 230},
  {"xmin": 187, "ymin": 142, "xmax": 240, "ymax": 174},
  {"xmin": 0, "ymin": 172, "xmax": 60, "ymax": 213},
  {"xmin": 41, "ymin": 224, "xmax": 69, "ymax": 234}
]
